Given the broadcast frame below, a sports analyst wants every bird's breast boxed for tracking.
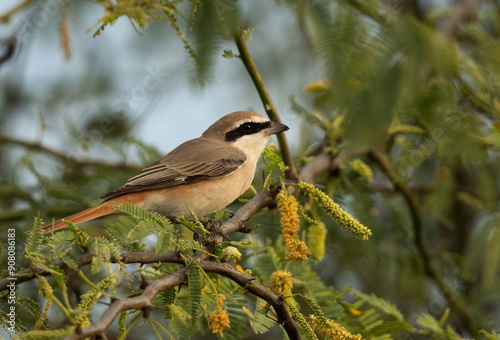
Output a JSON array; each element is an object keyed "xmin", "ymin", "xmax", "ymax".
[{"xmin": 140, "ymin": 159, "xmax": 257, "ymax": 218}]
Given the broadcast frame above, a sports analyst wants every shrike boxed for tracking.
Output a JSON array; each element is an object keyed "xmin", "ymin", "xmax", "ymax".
[{"xmin": 39, "ymin": 111, "xmax": 289, "ymax": 233}]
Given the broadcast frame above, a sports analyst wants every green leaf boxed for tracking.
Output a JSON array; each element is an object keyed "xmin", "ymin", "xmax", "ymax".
[
  {"xmin": 262, "ymin": 145, "xmax": 289, "ymax": 174},
  {"xmin": 213, "ymin": 208, "xmax": 232, "ymax": 222},
  {"xmin": 90, "ymin": 236, "xmax": 122, "ymax": 273},
  {"xmin": 290, "ymin": 96, "xmax": 330, "ymax": 131},
  {"xmin": 26, "ymin": 216, "xmax": 45, "ymax": 255},
  {"xmin": 112, "ymin": 202, "xmax": 172, "ymax": 228},
  {"xmin": 369, "ymin": 320, "xmax": 414, "ymax": 336},
  {"xmin": 351, "ymin": 289, "xmax": 404, "ymax": 321},
  {"xmin": 480, "ymin": 330, "xmax": 500, "ymax": 340},
  {"xmin": 298, "ymin": 294, "xmax": 330, "ymax": 330},
  {"xmin": 188, "ymin": 264, "xmax": 203, "ymax": 325},
  {"xmin": 155, "ymin": 231, "xmax": 172, "ymax": 254},
  {"xmin": 126, "ymin": 219, "xmax": 162, "ymax": 243},
  {"xmin": 250, "ymin": 298, "xmax": 276, "ymax": 334},
  {"xmin": 222, "ymin": 48, "xmax": 235, "ymax": 59},
  {"xmin": 78, "ymin": 276, "xmax": 111, "ymax": 313},
  {"xmin": 223, "ymin": 296, "xmax": 250, "ymax": 340},
  {"xmin": 172, "ymin": 239, "xmax": 206, "ymax": 252},
  {"xmin": 138, "ymin": 266, "xmax": 162, "ymax": 279},
  {"xmin": 415, "ymin": 313, "xmax": 442, "ymax": 332},
  {"xmin": 91, "ymin": 237, "xmax": 108, "ymax": 273},
  {"xmin": 156, "ymin": 288, "xmax": 177, "ymax": 319}
]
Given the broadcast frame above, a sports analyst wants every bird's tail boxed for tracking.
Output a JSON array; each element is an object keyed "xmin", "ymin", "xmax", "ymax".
[{"xmin": 37, "ymin": 204, "xmax": 116, "ymax": 234}]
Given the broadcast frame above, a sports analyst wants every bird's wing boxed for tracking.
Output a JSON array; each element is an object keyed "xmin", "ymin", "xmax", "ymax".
[{"xmin": 100, "ymin": 138, "xmax": 246, "ymax": 200}]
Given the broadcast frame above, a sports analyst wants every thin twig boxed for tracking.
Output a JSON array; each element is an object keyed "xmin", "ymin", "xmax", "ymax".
[
  {"xmin": 196, "ymin": 261, "xmax": 301, "ymax": 339},
  {"xmin": 64, "ymin": 268, "xmax": 187, "ymax": 340},
  {"xmin": 233, "ymin": 29, "xmax": 299, "ymax": 182},
  {"xmin": 0, "ymin": 252, "xmax": 183, "ymax": 290},
  {"xmin": 0, "ymin": 0, "xmax": 34, "ymax": 22},
  {"xmin": 299, "ymin": 153, "xmax": 338, "ymax": 184},
  {"xmin": 0, "ymin": 133, "xmax": 141, "ymax": 171}
]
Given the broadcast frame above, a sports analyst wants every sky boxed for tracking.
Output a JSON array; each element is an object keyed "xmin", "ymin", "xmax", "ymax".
[{"xmin": 0, "ymin": 0, "xmax": 312, "ymax": 162}]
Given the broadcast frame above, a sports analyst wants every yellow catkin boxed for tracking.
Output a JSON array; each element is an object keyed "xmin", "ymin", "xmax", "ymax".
[
  {"xmin": 271, "ymin": 271, "xmax": 318, "ymax": 340},
  {"xmin": 271, "ymin": 270, "xmax": 298, "ymax": 312},
  {"xmin": 277, "ymin": 190, "xmax": 311, "ymax": 263},
  {"xmin": 309, "ymin": 315, "xmax": 363, "ymax": 340},
  {"xmin": 349, "ymin": 159, "xmax": 373, "ymax": 182},
  {"xmin": 208, "ymin": 309, "xmax": 230, "ymax": 337},
  {"xmin": 308, "ymin": 222, "xmax": 327, "ymax": 261},
  {"xmin": 304, "ymin": 79, "xmax": 331, "ymax": 93},
  {"xmin": 270, "ymin": 270, "xmax": 294, "ymax": 295},
  {"xmin": 217, "ymin": 294, "xmax": 226, "ymax": 306},
  {"xmin": 221, "ymin": 246, "xmax": 242, "ymax": 262},
  {"xmin": 297, "ymin": 182, "xmax": 372, "ymax": 240}
]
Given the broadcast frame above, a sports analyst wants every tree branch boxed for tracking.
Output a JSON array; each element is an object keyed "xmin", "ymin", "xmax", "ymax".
[
  {"xmin": 299, "ymin": 153, "xmax": 338, "ymax": 184},
  {"xmin": 0, "ymin": 0, "xmax": 35, "ymax": 23},
  {"xmin": 4, "ymin": 188, "xmax": 298, "ymax": 339},
  {"xmin": 63, "ymin": 187, "xmax": 299, "ymax": 339},
  {"xmin": 369, "ymin": 149, "xmax": 483, "ymax": 335},
  {"xmin": 234, "ymin": 29, "xmax": 299, "ymax": 182},
  {"xmin": 64, "ymin": 267, "xmax": 187, "ymax": 340},
  {"xmin": 0, "ymin": 133, "xmax": 140, "ymax": 171},
  {"xmin": 196, "ymin": 261, "xmax": 301, "ymax": 339},
  {"xmin": 0, "ymin": 252, "xmax": 185, "ymax": 290}
]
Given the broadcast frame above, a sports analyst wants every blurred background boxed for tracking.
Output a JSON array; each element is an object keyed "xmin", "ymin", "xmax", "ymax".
[
  {"xmin": 1, "ymin": 0, "xmax": 500, "ymax": 339},
  {"xmin": 0, "ymin": 0, "xmax": 310, "ymax": 196}
]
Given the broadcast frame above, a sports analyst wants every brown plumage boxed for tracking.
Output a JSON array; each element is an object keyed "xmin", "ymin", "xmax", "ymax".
[{"xmin": 37, "ymin": 111, "xmax": 288, "ymax": 233}]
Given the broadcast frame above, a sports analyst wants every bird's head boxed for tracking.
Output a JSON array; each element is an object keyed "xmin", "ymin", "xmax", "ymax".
[{"xmin": 202, "ymin": 111, "xmax": 289, "ymax": 156}]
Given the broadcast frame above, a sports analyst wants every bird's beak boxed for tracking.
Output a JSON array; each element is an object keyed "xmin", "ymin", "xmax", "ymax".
[{"xmin": 264, "ymin": 121, "xmax": 289, "ymax": 135}]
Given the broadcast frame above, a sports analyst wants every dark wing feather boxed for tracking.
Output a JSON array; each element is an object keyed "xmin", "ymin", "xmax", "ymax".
[{"xmin": 100, "ymin": 138, "xmax": 246, "ymax": 200}]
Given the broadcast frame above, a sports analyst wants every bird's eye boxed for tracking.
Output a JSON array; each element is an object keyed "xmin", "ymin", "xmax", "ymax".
[{"xmin": 225, "ymin": 121, "xmax": 269, "ymax": 141}]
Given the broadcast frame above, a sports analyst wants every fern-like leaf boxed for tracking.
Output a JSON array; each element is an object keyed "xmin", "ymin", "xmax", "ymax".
[
  {"xmin": 298, "ymin": 294, "xmax": 330, "ymax": 330},
  {"xmin": 369, "ymin": 320, "xmax": 414, "ymax": 336},
  {"xmin": 156, "ymin": 288, "xmax": 177, "ymax": 319},
  {"xmin": 155, "ymin": 231, "xmax": 172, "ymax": 254},
  {"xmin": 250, "ymin": 298, "xmax": 276, "ymax": 334},
  {"xmin": 25, "ymin": 216, "xmax": 45, "ymax": 255},
  {"xmin": 171, "ymin": 239, "xmax": 206, "ymax": 252},
  {"xmin": 112, "ymin": 202, "xmax": 172, "ymax": 228},
  {"xmin": 170, "ymin": 307, "xmax": 195, "ymax": 340},
  {"xmin": 188, "ymin": 264, "xmax": 203, "ymax": 325},
  {"xmin": 223, "ymin": 296, "xmax": 249, "ymax": 340},
  {"xmin": 138, "ymin": 266, "xmax": 163, "ymax": 279},
  {"xmin": 262, "ymin": 145, "xmax": 289, "ymax": 174},
  {"xmin": 126, "ymin": 219, "xmax": 162, "ymax": 244},
  {"xmin": 351, "ymin": 289, "xmax": 404, "ymax": 321}
]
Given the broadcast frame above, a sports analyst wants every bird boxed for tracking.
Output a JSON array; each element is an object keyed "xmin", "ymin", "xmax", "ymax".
[{"xmin": 38, "ymin": 111, "xmax": 289, "ymax": 233}]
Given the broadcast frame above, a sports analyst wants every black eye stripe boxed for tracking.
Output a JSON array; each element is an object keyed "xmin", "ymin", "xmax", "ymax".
[{"xmin": 225, "ymin": 121, "xmax": 271, "ymax": 142}]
